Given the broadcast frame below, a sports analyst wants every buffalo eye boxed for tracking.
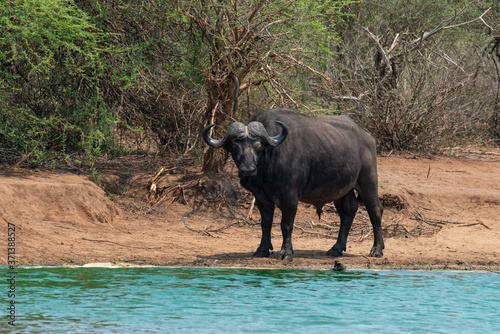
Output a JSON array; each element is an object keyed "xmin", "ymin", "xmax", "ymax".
[
  {"xmin": 253, "ymin": 141, "xmax": 263, "ymax": 151},
  {"xmin": 229, "ymin": 142, "xmax": 239, "ymax": 151}
]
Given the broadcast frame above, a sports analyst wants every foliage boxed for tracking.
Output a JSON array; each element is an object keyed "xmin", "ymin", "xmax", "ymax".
[
  {"xmin": 0, "ymin": 0, "xmax": 115, "ymax": 166},
  {"xmin": 75, "ymin": 0, "xmax": 206, "ymax": 155},
  {"xmin": 330, "ymin": 0, "xmax": 499, "ymax": 150},
  {"xmin": 0, "ymin": 0, "xmax": 498, "ymax": 171},
  {"xmin": 179, "ymin": 0, "xmax": 353, "ymax": 171}
]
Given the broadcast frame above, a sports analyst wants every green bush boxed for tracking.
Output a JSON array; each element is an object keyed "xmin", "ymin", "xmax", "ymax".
[
  {"xmin": 332, "ymin": 0, "xmax": 499, "ymax": 150},
  {"xmin": 1, "ymin": 0, "xmax": 497, "ymax": 170},
  {"xmin": 0, "ymin": 0, "xmax": 117, "ymax": 165}
]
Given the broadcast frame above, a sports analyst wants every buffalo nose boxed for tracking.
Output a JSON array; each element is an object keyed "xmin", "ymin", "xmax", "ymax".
[{"xmin": 239, "ymin": 166, "xmax": 256, "ymax": 177}]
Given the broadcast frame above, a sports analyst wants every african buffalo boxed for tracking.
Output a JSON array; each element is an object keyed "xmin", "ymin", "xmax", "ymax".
[{"xmin": 203, "ymin": 108, "xmax": 384, "ymax": 261}]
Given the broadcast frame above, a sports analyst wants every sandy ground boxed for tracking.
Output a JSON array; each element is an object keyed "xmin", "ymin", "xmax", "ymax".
[{"xmin": 1, "ymin": 147, "xmax": 499, "ymax": 270}]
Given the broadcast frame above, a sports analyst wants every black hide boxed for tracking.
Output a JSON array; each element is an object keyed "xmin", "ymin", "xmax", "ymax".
[{"xmin": 203, "ymin": 109, "xmax": 384, "ymax": 261}]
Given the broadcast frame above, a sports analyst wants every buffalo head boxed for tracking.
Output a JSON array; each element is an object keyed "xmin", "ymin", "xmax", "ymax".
[{"xmin": 203, "ymin": 121, "xmax": 288, "ymax": 177}]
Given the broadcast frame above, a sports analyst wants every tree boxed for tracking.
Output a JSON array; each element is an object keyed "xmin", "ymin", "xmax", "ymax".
[
  {"xmin": 332, "ymin": 0, "xmax": 498, "ymax": 150},
  {"xmin": 178, "ymin": 0, "xmax": 349, "ymax": 172},
  {"xmin": 0, "ymin": 0, "xmax": 109, "ymax": 165}
]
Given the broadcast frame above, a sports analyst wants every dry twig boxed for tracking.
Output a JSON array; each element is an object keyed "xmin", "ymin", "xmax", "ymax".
[
  {"xmin": 82, "ymin": 238, "xmax": 161, "ymax": 250},
  {"xmin": 412, "ymin": 210, "xmax": 491, "ymax": 230}
]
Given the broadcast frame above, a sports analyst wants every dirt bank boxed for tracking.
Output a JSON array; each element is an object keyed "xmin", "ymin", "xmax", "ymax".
[{"xmin": 1, "ymin": 147, "xmax": 499, "ymax": 270}]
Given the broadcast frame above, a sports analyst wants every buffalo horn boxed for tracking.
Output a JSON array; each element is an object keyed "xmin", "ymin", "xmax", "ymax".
[
  {"xmin": 248, "ymin": 121, "xmax": 288, "ymax": 147},
  {"xmin": 202, "ymin": 122, "xmax": 245, "ymax": 148}
]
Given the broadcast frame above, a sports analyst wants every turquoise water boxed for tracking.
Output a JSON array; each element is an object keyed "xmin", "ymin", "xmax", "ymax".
[{"xmin": 1, "ymin": 267, "xmax": 499, "ymax": 333}]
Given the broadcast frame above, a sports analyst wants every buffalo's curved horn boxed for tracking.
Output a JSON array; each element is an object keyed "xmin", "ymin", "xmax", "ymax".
[
  {"xmin": 248, "ymin": 121, "xmax": 288, "ymax": 147},
  {"xmin": 270, "ymin": 121, "xmax": 288, "ymax": 146},
  {"xmin": 202, "ymin": 122, "xmax": 245, "ymax": 148},
  {"xmin": 202, "ymin": 124, "xmax": 220, "ymax": 147}
]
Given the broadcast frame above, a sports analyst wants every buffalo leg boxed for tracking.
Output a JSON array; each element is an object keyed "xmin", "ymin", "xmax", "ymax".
[
  {"xmin": 363, "ymin": 195, "xmax": 384, "ymax": 257},
  {"xmin": 278, "ymin": 200, "xmax": 298, "ymax": 261},
  {"xmin": 327, "ymin": 190, "xmax": 358, "ymax": 257},
  {"xmin": 254, "ymin": 201, "xmax": 275, "ymax": 257},
  {"xmin": 357, "ymin": 174, "xmax": 385, "ymax": 257}
]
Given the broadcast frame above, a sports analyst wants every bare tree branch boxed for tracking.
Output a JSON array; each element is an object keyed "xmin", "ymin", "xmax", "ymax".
[
  {"xmin": 401, "ymin": 6, "xmax": 492, "ymax": 56},
  {"xmin": 364, "ymin": 27, "xmax": 393, "ymax": 76}
]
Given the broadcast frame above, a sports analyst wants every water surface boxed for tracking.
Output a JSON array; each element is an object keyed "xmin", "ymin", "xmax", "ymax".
[{"xmin": 1, "ymin": 267, "xmax": 498, "ymax": 333}]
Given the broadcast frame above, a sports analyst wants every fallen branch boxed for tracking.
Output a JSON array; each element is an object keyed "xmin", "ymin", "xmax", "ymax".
[
  {"xmin": 183, "ymin": 220, "xmax": 243, "ymax": 238},
  {"xmin": 247, "ymin": 197, "xmax": 256, "ymax": 219},
  {"xmin": 183, "ymin": 221, "xmax": 218, "ymax": 238},
  {"xmin": 411, "ymin": 210, "xmax": 491, "ymax": 229},
  {"xmin": 310, "ymin": 219, "xmax": 335, "ymax": 230},
  {"xmin": 361, "ymin": 255, "xmax": 371, "ymax": 265},
  {"xmin": 357, "ymin": 229, "xmax": 373, "ymax": 242},
  {"xmin": 148, "ymin": 166, "xmax": 177, "ymax": 202},
  {"xmin": 82, "ymin": 238, "xmax": 161, "ymax": 249},
  {"xmin": 463, "ymin": 222, "xmax": 492, "ymax": 230}
]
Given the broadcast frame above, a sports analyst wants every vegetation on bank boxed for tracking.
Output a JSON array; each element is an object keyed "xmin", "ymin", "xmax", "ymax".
[{"xmin": 0, "ymin": 0, "xmax": 499, "ymax": 171}]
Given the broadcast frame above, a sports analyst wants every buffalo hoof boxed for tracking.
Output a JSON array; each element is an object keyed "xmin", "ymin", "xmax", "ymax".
[
  {"xmin": 369, "ymin": 246, "xmax": 383, "ymax": 258},
  {"xmin": 253, "ymin": 249, "xmax": 270, "ymax": 257},
  {"xmin": 327, "ymin": 245, "xmax": 344, "ymax": 257},
  {"xmin": 278, "ymin": 250, "xmax": 293, "ymax": 261}
]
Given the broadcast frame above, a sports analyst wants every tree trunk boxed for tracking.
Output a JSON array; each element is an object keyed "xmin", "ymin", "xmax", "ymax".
[{"xmin": 201, "ymin": 73, "xmax": 239, "ymax": 173}]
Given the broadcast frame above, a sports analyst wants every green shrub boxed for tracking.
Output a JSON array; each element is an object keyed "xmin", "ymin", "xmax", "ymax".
[{"xmin": 0, "ymin": 0, "xmax": 117, "ymax": 166}]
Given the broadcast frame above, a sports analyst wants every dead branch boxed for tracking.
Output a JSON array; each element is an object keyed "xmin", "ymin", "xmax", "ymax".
[
  {"xmin": 183, "ymin": 219, "xmax": 245, "ymax": 238},
  {"xmin": 247, "ymin": 196, "xmax": 256, "ymax": 219},
  {"xmin": 411, "ymin": 210, "xmax": 491, "ymax": 229},
  {"xmin": 387, "ymin": 33, "xmax": 401, "ymax": 54},
  {"xmin": 464, "ymin": 222, "xmax": 492, "ymax": 229},
  {"xmin": 364, "ymin": 27, "xmax": 393, "ymax": 76},
  {"xmin": 310, "ymin": 219, "xmax": 335, "ymax": 230},
  {"xmin": 148, "ymin": 166, "xmax": 175, "ymax": 189},
  {"xmin": 331, "ymin": 91, "xmax": 369, "ymax": 101},
  {"xmin": 399, "ymin": 6, "xmax": 492, "ymax": 57},
  {"xmin": 275, "ymin": 52, "xmax": 332, "ymax": 82},
  {"xmin": 357, "ymin": 229, "xmax": 373, "ymax": 242},
  {"xmin": 364, "ymin": 4, "xmax": 492, "ymax": 69},
  {"xmin": 183, "ymin": 221, "xmax": 219, "ymax": 238},
  {"xmin": 82, "ymin": 238, "xmax": 161, "ymax": 250}
]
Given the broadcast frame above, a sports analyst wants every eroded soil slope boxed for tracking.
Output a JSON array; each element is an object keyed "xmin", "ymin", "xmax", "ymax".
[{"xmin": 1, "ymin": 148, "xmax": 499, "ymax": 270}]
